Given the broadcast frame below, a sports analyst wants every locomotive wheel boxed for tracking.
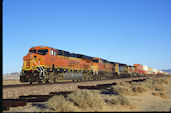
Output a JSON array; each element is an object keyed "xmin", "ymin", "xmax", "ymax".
[
  {"xmin": 54, "ymin": 78, "xmax": 58, "ymax": 83},
  {"xmin": 29, "ymin": 75, "xmax": 33, "ymax": 84},
  {"xmin": 45, "ymin": 79, "xmax": 49, "ymax": 83},
  {"xmin": 38, "ymin": 80, "xmax": 42, "ymax": 84}
]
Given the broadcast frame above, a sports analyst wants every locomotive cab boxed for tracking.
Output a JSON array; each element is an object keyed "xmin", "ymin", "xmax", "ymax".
[{"xmin": 20, "ymin": 46, "xmax": 52, "ymax": 83}]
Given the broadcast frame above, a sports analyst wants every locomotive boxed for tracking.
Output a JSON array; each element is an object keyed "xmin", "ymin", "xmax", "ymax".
[{"xmin": 19, "ymin": 46, "xmax": 169, "ymax": 84}]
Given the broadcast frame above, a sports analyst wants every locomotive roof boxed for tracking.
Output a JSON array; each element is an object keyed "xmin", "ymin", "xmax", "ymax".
[
  {"xmin": 119, "ymin": 63, "xmax": 127, "ymax": 65},
  {"xmin": 30, "ymin": 46, "xmax": 128, "ymax": 65}
]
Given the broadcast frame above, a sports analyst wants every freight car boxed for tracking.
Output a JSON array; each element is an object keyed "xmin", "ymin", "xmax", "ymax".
[{"xmin": 19, "ymin": 46, "xmax": 169, "ymax": 84}]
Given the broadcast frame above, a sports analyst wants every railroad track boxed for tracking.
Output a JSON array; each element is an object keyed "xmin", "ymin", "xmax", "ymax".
[
  {"xmin": 3, "ymin": 76, "xmax": 151, "ymax": 89},
  {"xmin": 3, "ymin": 76, "xmax": 153, "ymax": 111}
]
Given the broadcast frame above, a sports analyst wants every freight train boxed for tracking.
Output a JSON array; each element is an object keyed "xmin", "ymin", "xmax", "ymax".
[{"xmin": 19, "ymin": 46, "xmax": 169, "ymax": 84}]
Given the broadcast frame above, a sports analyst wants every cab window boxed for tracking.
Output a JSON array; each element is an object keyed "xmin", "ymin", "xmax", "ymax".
[
  {"xmin": 58, "ymin": 50, "xmax": 63, "ymax": 55},
  {"xmin": 64, "ymin": 51, "xmax": 69, "ymax": 57},
  {"xmin": 29, "ymin": 50, "xmax": 36, "ymax": 53},
  {"xmin": 92, "ymin": 59, "xmax": 98, "ymax": 63},
  {"xmin": 69, "ymin": 53, "xmax": 78, "ymax": 58},
  {"xmin": 38, "ymin": 49, "xmax": 48, "ymax": 55}
]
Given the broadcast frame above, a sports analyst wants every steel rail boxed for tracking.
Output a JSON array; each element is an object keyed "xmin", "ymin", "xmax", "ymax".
[{"xmin": 3, "ymin": 76, "xmax": 152, "ymax": 89}]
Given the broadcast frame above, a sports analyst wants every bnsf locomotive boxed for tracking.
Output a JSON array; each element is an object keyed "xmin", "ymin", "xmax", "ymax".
[{"xmin": 20, "ymin": 46, "xmax": 169, "ymax": 84}]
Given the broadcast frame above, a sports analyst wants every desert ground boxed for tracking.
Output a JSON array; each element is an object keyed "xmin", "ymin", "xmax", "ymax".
[
  {"xmin": 3, "ymin": 74, "xmax": 71, "ymax": 85},
  {"xmin": 3, "ymin": 73, "xmax": 22, "ymax": 85},
  {"xmin": 3, "ymin": 75, "xmax": 171, "ymax": 112}
]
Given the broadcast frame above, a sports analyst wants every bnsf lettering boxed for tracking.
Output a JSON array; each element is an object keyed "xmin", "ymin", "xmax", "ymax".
[{"xmin": 69, "ymin": 60, "xmax": 80, "ymax": 66}]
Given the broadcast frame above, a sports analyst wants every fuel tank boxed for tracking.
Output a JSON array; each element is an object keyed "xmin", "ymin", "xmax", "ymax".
[{"xmin": 64, "ymin": 72, "xmax": 83, "ymax": 80}]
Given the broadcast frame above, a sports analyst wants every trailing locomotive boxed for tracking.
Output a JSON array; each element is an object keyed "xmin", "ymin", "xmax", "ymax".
[{"xmin": 19, "ymin": 46, "xmax": 169, "ymax": 84}]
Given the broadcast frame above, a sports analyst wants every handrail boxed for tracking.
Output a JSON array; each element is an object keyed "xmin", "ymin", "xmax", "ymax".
[
  {"xmin": 38, "ymin": 60, "xmax": 45, "ymax": 76},
  {"xmin": 33, "ymin": 60, "xmax": 45, "ymax": 77}
]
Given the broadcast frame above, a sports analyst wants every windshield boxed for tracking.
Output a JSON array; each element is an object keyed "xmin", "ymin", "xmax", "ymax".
[
  {"xmin": 92, "ymin": 59, "xmax": 98, "ymax": 63},
  {"xmin": 29, "ymin": 50, "xmax": 36, "ymax": 53},
  {"xmin": 38, "ymin": 49, "xmax": 48, "ymax": 55}
]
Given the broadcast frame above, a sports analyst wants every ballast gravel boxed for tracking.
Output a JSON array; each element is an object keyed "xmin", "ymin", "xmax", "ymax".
[{"xmin": 3, "ymin": 77, "xmax": 150, "ymax": 99}]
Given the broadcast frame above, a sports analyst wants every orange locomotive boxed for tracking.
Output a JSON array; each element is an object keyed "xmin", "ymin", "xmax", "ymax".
[{"xmin": 20, "ymin": 46, "xmax": 116, "ymax": 84}]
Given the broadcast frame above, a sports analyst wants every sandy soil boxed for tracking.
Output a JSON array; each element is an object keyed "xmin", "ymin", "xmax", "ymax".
[
  {"xmin": 3, "ymin": 79, "xmax": 72, "ymax": 85},
  {"xmin": 131, "ymin": 78, "xmax": 171, "ymax": 112},
  {"xmin": 3, "ymin": 73, "xmax": 22, "ymax": 85},
  {"xmin": 128, "ymin": 77, "xmax": 171, "ymax": 112},
  {"xmin": 95, "ymin": 77, "xmax": 171, "ymax": 112},
  {"xmin": 3, "ymin": 80, "xmax": 27, "ymax": 85}
]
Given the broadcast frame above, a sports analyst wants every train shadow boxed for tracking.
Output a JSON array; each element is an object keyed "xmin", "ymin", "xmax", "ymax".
[
  {"xmin": 3, "ymin": 91, "xmax": 74, "ymax": 111},
  {"xmin": 78, "ymin": 83, "xmax": 117, "ymax": 90},
  {"xmin": 127, "ymin": 78, "xmax": 146, "ymax": 83}
]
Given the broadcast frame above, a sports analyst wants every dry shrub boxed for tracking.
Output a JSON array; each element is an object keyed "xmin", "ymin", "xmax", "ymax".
[
  {"xmin": 153, "ymin": 77, "xmax": 168, "ymax": 86},
  {"xmin": 140, "ymin": 77, "xmax": 168, "ymax": 92},
  {"xmin": 119, "ymin": 82, "xmax": 131, "ymax": 87},
  {"xmin": 106, "ymin": 95, "xmax": 130, "ymax": 106},
  {"xmin": 47, "ymin": 95, "xmax": 79, "ymax": 112},
  {"xmin": 67, "ymin": 90, "xmax": 105, "ymax": 110},
  {"xmin": 116, "ymin": 95, "xmax": 131, "ymax": 106},
  {"xmin": 152, "ymin": 92, "xmax": 168, "ymax": 99},
  {"xmin": 111, "ymin": 85, "xmax": 133, "ymax": 96},
  {"xmin": 106, "ymin": 95, "xmax": 135, "ymax": 109},
  {"xmin": 145, "ymin": 78, "xmax": 153, "ymax": 83},
  {"xmin": 131, "ymin": 85, "xmax": 148, "ymax": 93},
  {"xmin": 142, "ymin": 82, "xmax": 155, "ymax": 90},
  {"xmin": 111, "ymin": 82, "xmax": 148, "ymax": 96},
  {"xmin": 130, "ymin": 82, "xmax": 140, "ymax": 86},
  {"xmin": 153, "ymin": 83, "xmax": 166, "ymax": 92},
  {"xmin": 130, "ymin": 82, "xmax": 146, "ymax": 88},
  {"xmin": 109, "ymin": 77, "xmax": 168, "ymax": 97}
]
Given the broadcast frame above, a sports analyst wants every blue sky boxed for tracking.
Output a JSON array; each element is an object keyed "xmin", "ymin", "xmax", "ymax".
[{"xmin": 3, "ymin": 0, "xmax": 171, "ymax": 74}]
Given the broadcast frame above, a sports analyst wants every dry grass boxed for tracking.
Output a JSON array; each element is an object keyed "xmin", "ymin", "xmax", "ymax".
[
  {"xmin": 152, "ymin": 92, "xmax": 168, "ymax": 99},
  {"xmin": 153, "ymin": 77, "xmax": 169, "ymax": 86},
  {"xmin": 140, "ymin": 82, "xmax": 155, "ymax": 90},
  {"xmin": 47, "ymin": 95, "xmax": 79, "ymax": 112},
  {"xmin": 111, "ymin": 85, "xmax": 134, "ymax": 96},
  {"xmin": 47, "ymin": 90, "xmax": 105, "ymax": 112},
  {"xmin": 110, "ymin": 82, "xmax": 148, "ymax": 96},
  {"xmin": 107, "ymin": 95, "xmax": 130, "ymax": 106},
  {"xmin": 118, "ymin": 82, "xmax": 131, "ymax": 87},
  {"xmin": 153, "ymin": 83, "xmax": 166, "ymax": 92},
  {"xmin": 67, "ymin": 90, "xmax": 105, "ymax": 111},
  {"xmin": 105, "ymin": 95, "xmax": 135, "ymax": 109},
  {"xmin": 132, "ymin": 77, "xmax": 169, "ymax": 92},
  {"xmin": 109, "ymin": 77, "xmax": 169, "ymax": 96},
  {"xmin": 131, "ymin": 85, "xmax": 149, "ymax": 93}
]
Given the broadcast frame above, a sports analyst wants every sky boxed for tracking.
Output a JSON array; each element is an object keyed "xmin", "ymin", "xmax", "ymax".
[{"xmin": 3, "ymin": 0, "xmax": 171, "ymax": 74}]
